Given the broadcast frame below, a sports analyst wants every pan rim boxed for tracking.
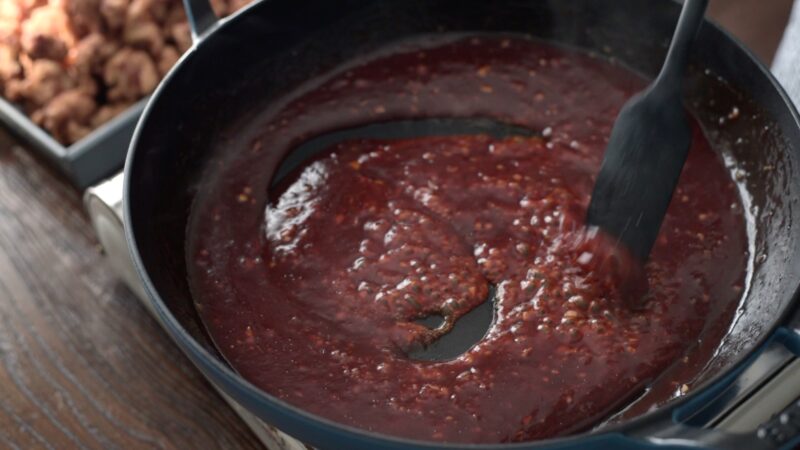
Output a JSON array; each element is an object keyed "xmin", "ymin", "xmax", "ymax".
[{"xmin": 123, "ymin": 0, "xmax": 800, "ymax": 448}]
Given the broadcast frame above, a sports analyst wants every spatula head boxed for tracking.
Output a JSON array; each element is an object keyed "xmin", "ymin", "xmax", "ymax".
[{"xmin": 586, "ymin": 88, "xmax": 692, "ymax": 262}]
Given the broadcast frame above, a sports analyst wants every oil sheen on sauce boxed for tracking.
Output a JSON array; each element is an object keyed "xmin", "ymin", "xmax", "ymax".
[{"xmin": 187, "ymin": 36, "xmax": 747, "ymax": 443}]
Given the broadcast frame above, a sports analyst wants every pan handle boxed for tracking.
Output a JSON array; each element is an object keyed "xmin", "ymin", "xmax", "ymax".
[
  {"xmin": 632, "ymin": 327, "xmax": 800, "ymax": 450},
  {"xmin": 182, "ymin": 0, "xmax": 219, "ymax": 43}
]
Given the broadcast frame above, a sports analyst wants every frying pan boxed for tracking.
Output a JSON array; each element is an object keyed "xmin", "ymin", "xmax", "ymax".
[{"xmin": 123, "ymin": 0, "xmax": 800, "ymax": 448}]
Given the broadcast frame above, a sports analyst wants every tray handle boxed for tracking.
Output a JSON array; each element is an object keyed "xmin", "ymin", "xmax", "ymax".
[{"xmin": 183, "ymin": 0, "xmax": 219, "ymax": 42}]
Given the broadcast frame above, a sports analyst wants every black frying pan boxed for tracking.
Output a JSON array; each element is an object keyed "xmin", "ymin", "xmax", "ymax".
[{"xmin": 123, "ymin": 0, "xmax": 800, "ymax": 448}]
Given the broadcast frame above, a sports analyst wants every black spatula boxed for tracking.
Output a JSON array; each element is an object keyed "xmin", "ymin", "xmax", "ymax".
[{"xmin": 586, "ymin": 0, "xmax": 709, "ymax": 262}]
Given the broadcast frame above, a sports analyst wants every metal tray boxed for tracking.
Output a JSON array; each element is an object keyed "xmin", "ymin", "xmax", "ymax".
[{"xmin": 0, "ymin": 96, "xmax": 146, "ymax": 189}]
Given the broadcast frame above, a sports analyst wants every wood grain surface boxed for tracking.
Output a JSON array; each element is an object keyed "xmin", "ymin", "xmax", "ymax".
[{"xmin": 0, "ymin": 127, "xmax": 262, "ymax": 449}]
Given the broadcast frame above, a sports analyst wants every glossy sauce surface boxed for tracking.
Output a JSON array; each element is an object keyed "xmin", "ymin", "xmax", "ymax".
[{"xmin": 187, "ymin": 37, "xmax": 747, "ymax": 443}]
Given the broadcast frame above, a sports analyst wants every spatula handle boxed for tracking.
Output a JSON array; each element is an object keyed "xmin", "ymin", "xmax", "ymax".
[{"xmin": 656, "ymin": 0, "xmax": 710, "ymax": 92}]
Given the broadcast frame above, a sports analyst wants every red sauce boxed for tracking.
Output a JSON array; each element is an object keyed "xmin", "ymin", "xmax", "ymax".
[{"xmin": 187, "ymin": 36, "xmax": 747, "ymax": 443}]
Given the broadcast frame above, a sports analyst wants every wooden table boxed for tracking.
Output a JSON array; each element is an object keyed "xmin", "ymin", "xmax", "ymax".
[
  {"xmin": 0, "ymin": 2, "xmax": 791, "ymax": 447},
  {"xmin": 0, "ymin": 127, "xmax": 262, "ymax": 449}
]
